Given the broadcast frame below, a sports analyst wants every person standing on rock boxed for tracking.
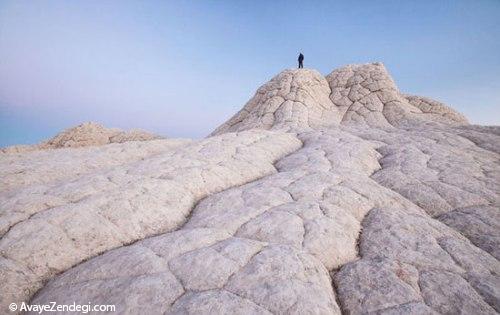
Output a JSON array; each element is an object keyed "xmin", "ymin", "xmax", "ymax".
[{"xmin": 298, "ymin": 53, "xmax": 304, "ymax": 68}]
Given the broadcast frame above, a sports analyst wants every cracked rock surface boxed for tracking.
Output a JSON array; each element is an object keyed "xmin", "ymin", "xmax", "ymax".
[{"xmin": 1, "ymin": 63, "xmax": 499, "ymax": 314}]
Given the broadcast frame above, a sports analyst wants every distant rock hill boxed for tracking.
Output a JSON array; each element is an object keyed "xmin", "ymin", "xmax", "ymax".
[
  {"xmin": 1, "ymin": 122, "xmax": 162, "ymax": 154},
  {"xmin": 1, "ymin": 63, "xmax": 498, "ymax": 315}
]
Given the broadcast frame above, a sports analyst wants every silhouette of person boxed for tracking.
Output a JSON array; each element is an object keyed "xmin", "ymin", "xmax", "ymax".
[{"xmin": 298, "ymin": 53, "xmax": 304, "ymax": 68}]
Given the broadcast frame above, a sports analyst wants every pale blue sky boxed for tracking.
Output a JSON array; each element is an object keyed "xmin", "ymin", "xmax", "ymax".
[{"xmin": 1, "ymin": 0, "xmax": 499, "ymax": 146}]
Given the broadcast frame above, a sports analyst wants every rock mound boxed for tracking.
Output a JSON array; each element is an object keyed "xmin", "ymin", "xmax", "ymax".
[
  {"xmin": 1, "ymin": 122, "xmax": 162, "ymax": 154},
  {"xmin": 211, "ymin": 69, "xmax": 342, "ymax": 135},
  {"xmin": 327, "ymin": 62, "xmax": 468, "ymax": 127},
  {"xmin": 403, "ymin": 94, "xmax": 469, "ymax": 125},
  {"xmin": 212, "ymin": 63, "xmax": 468, "ymax": 135}
]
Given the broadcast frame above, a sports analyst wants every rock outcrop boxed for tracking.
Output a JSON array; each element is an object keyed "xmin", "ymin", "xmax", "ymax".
[
  {"xmin": 212, "ymin": 63, "xmax": 468, "ymax": 135},
  {"xmin": 1, "ymin": 122, "xmax": 162, "ymax": 154},
  {"xmin": 1, "ymin": 63, "xmax": 498, "ymax": 315},
  {"xmin": 210, "ymin": 69, "xmax": 342, "ymax": 135}
]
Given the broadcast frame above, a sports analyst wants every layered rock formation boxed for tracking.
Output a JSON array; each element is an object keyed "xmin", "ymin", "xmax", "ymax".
[{"xmin": 1, "ymin": 63, "xmax": 498, "ymax": 315}]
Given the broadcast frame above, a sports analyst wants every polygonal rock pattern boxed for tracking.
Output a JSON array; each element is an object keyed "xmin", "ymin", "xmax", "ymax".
[
  {"xmin": 326, "ymin": 63, "xmax": 469, "ymax": 128},
  {"xmin": 211, "ymin": 69, "xmax": 342, "ymax": 135},
  {"xmin": 0, "ymin": 130, "xmax": 301, "ymax": 311},
  {"xmin": 1, "ymin": 63, "xmax": 499, "ymax": 315},
  {"xmin": 404, "ymin": 94, "xmax": 469, "ymax": 125}
]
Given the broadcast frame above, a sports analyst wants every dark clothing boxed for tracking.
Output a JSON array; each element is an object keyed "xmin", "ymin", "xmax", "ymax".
[{"xmin": 298, "ymin": 53, "xmax": 304, "ymax": 68}]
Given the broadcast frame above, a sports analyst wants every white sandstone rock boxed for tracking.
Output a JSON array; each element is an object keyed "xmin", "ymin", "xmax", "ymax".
[
  {"xmin": 0, "ymin": 122, "xmax": 163, "ymax": 154},
  {"xmin": 1, "ymin": 63, "xmax": 498, "ymax": 315}
]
